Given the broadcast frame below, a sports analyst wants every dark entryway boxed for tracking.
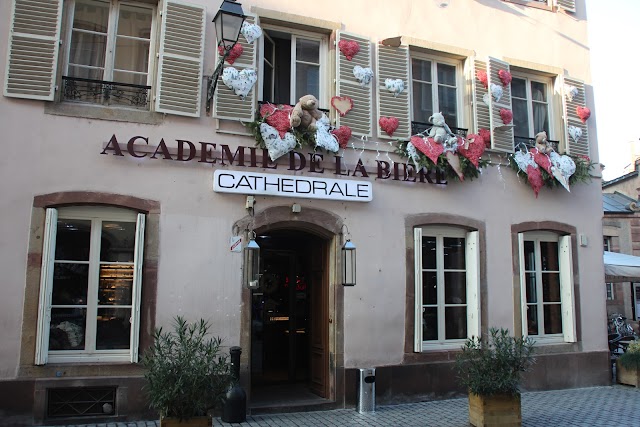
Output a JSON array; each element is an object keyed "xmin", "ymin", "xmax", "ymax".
[{"xmin": 250, "ymin": 229, "xmax": 328, "ymax": 407}]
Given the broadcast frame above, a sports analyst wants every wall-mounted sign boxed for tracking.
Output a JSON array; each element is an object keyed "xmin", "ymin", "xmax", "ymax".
[{"xmin": 214, "ymin": 170, "xmax": 372, "ymax": 202}]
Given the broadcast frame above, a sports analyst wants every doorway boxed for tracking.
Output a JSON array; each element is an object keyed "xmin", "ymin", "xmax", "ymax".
[{"xmin": 250, "ymin": 229, "xmax": 328, "ymax": 407}]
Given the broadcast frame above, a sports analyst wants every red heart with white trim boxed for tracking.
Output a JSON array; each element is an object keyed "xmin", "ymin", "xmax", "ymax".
[
  {"xmin": 379, "ymin": 116, "xmax": 399, "ymax": 137},
  {"xmin": 338, "ymin": 40, "xmax": 360, "ymax": 61},
  {"xmin": 411, "ymin": 136, "xmax": 444, "ymax": 164},
  {"xmin": 458, "ymin": 134, "xmax": 485, "ymax": 168},
  {"xmin": 218, "ymin": 43, "xmax": 244, "ymax": 65},
  {"xmin": 331, "ymin": 96, "xmax": 353, "ymax": 117},
  {"xmin": 576, "ymin": 106, "xmax": 591, "ymax": 123},
  {"xmin": 331, "ymin": 126, "xmax": 352, "ymax": 149},
  {"xmin": 260, "ymin": 103, "xmax": 293, "ymax": 138}
]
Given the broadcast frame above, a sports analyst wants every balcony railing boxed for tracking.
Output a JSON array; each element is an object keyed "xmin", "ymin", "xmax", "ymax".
[
  {"xmin": 411, "ymin": 121, "xmax": 468, "ymax": 138},
  {"xmin": 514, "ymin": 135, "xmax": 559, "ymax": 152},
  {"xmin": 62, "ymin": 76, "xmax": 151, "ymax": 108}
]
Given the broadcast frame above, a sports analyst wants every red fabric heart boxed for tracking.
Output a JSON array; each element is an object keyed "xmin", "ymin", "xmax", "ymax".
[
  {"xmin": 476, "ymin": 70, "xmax": 488, "ymax": 89},
  {"xmin": 338, "ymin": 40, "xmax": 360, "ymax": 61},
  {"xmin": 576, "ymin": 106, "xmax": 591, "ymax": 123},
  {"xmin": 260, "ymin": 103, "xmax": 293, "ymax": 138},
  {"xmin": 498, "ymin": 69, "xmax": 512, "ymax": 86},
  {"xmin": 331, "ymin": 96, "xmax": 353, "ymax": 116},
  {"xmin": 331, "ymin": 126, "xmax": 352, "ymax": 149},
  {"xmin": 527, "ymin": 165, "xmax": 543, "ymax": 198},
  {"xmin": 531, "ymin": 149, "xmax": 552, "ymax": 174},
  {"xmin": 458, "ymin": 134, "xmax": 485, "ymax": 168},
  {"xmin": 379, "ymin": 116, "xmax": 399, "ymax": 137},
  {"xmin": 411, "ymin": 136, "xmax": 444, "ymax": 164},
  {"xmin": 500, "ymin": 108, "xmax": 513, "ymax": 125},
  {"xmin": 479, "ymin": 128, "xmax": 491, "ymax": 148},
  {"xmin": 218, "ymin": 43, "xmax": 244, "ymax": 65}
]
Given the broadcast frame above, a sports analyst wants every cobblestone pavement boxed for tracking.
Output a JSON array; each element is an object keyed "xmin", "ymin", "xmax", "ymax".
[{"xmin": 44, "ymin": 385, "xmax": 640, "ymax": 427}]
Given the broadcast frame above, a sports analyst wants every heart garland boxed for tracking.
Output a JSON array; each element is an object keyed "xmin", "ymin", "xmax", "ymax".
[
  {"xmin": 457, "ymin": 133, "xmax": 485, "ymax": 168},
  {"xmin": 353, "ymin": 66, "xmax": 374, "ymax": 86},
  {"xmin": 221, "ymin": 67, "xmax": 257, "ymax": 99},
  {"xmin": 338, "ymin": 39, "xmax": 360, "ymax": 61},
  {"xmin": 568, "ymin": 125, "xmax": 582, "ymax": 143},
  {"xmin": 385, "ymin": 79, "xmax": 405, "ymax": 97},
  {"xmin": 498, "ymin": 69, "xmax": 512, "ymax": 86},
  {"xmin": 576, "ymin": 106, "xmax": 591, "ymax": 123},
  {"xmin": 476, "ymin": 70, "xmax": 488, "ymax": 89},
  {"xmin": 259, "ymin": 103, "xmax": 293, "ymax": 138},
  {"xmin": 260, "ymin": 123, "xmax": 297, "ymax": 161},
  {"xmin": 500, "ymin": 108, "xmax": 513, "ymax": 125},
  {"xmin": 241, "ymin": 21, "xmax": 262, "ymax": 44},
  {"xmin": 218, "ymin": 43, "xmax": 243, "ymax": 65},
  {"xmin": 411, "ymin": 136, "xmax": 444, "ymax": 164},
  {"xmin": 331, "ymin": 126, "xmax": 352, "ymax": 149},
  {"xmin": 379, "ymin": 116, "xmax": 399, "ymax": 137},
  {"xmin": 331, "ymin": 96, "xmax": 353, "ymax": 117}
]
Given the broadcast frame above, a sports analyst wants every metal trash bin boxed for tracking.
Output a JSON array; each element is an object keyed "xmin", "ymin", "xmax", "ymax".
[{"xmin": 357, "ymin": 368, "xmax": 376, "ymax": 413}]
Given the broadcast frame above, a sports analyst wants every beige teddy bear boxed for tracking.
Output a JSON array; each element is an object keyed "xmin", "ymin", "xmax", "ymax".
[
  {"xmin": 535, "ymin": 131, "xmax": 552, "ymax": 154},
  {"xmin": 428, "ymin": 112, "xmax": 453, "ymax": 144},
  {"xmin": 290, "ymin": 94, "xmax": 323, "ymax": 131}
]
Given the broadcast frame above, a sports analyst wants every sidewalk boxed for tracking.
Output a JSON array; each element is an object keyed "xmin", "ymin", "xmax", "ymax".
[{"xmin": 43, "ymin": 385, "xmax": 640, "ymax": 427}]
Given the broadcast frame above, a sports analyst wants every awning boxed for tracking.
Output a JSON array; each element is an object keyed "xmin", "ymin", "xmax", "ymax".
[{"xmin": 604, "ymin": 251, "xmax": 640, "ymax": 282}]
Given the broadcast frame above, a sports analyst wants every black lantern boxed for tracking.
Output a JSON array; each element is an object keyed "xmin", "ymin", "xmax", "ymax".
[
  {"xmin": 207, "ymin": 0, "xmax": 247, "ymax": 112},
  {"xmin": 342, "ymin": 238, "xmax": 356, "ymax": 287},
  {"xmin": 244, "ymin": 232, "xmax": 260, "ymax": 289}
]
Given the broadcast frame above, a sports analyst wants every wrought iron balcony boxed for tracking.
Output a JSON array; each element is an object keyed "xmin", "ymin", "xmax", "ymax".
[
  {"xmin": 514, "ymin": 135, "xmax": 559, "ymax": 152},
  {"xmin": 62, "ymin": 76, "xmax": 151, "ymax": 108},
  {"xmin": 411, "ymin": 121, "xmax": 468, "ymax": 138}
]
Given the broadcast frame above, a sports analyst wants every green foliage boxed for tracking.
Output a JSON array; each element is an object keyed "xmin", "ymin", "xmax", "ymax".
[
  {"xmin": 455, "ymin": 328, "xmax": 536, "ymax": 396},
  {"xmin": 142, "ymin": 316, "xmax": 231, "ymax": 420},
  {"xmin": 619, "ymin": 341, "xmax": 640, "ymax": 370}
]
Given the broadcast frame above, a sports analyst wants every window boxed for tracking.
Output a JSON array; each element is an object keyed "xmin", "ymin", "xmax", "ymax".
[
  {"xmin": 35, "ymin": 206, "xmax": 145, "ymax": 364},
  {"xmin": 511, "ymin": 74, "xmax": 553, "ymax": 145},
  {"xmin": 259, "ymin": 27, "xmax": 327, "ymax": 106},
  {"xmin": 518, "ymin": 232, "xmax": 575, "ymax": 342},
  {"xmin": 606, "ymin": 283, "xmax": 614, "ymax": 301},
  {"xmin": 603, "ymin": 237, "xmax": 612, "ymax": 252},
  {"xmin": 411, "ymin": 55, "xmax": 461, "ymax": 127},
  {"xmin": 414, "ymin": 226, "xmax": 480, "ymax": 350}
]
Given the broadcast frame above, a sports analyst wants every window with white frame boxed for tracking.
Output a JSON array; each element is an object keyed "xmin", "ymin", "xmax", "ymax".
[
  {"xmin": 511, "ymin": 73, "xmax": 554, "ymax": 145},
  {"xmin": 606, "ymin": 283, "xmax": 614, "ymax": 301},
  {"xmin": 518, "ymin": 231, "xmax": 576, "ymax": 342},
  {"xmin": 35, "ymin": 206, "xmax": 145, "ymax": 364},
  {"xmin": 603, "ymin": 236, "xmax": 612, "ymax": 252},
  {"xmin": 414, "ymin": 226, "xmax": 480, "ymax": 351},
  {"xmin": 259, "ymin": 27, "xmax": 327, "ymax": 106},
  {"xmin": 411, "ymin": 55, "xmax": 462, "ymax": 128}
]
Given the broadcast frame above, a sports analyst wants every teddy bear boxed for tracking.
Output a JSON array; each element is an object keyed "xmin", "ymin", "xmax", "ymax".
[
  {"xmin": 290, "ymin": 94, "xmax": 323, "ymax": 131},
  {"xmin": 428, "ymin": 112, "xmax": 453, "ymax": 144},
  {"xmin": 535, "ymin": 131, "xmax": 553, "ymax": 154}
]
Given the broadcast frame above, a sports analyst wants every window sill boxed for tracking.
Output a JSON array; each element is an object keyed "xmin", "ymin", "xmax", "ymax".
[
  {"xmin": 45, "ymin": 102, "xmax": 164, "ymax": 125},
  {"xmin": 502, "ymin": 0, "xmax": 554, "ymax": 11}
]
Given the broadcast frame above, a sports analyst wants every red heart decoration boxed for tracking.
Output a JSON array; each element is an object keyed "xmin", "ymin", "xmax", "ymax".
[
  {"xmin": 260, "ymin": 103, "xmax": 293, "ymax": 138},
  {"xmin": 479, "ymin": 128, "xmax": 491, "ymax": 148},
  {"xmin": 576, "ymin": 106, "xmax": 591, "ymax": 123},
  {"xmin": 331, "ymin": 96, "xmax": 353, "ymax": 117},
  {"xmin": 338, "ymin": 40, "xmax": 360, "ymax": 61},
  {"xmin": 500, "ymin": 108, "xmax": 513, "ymax": 125},
  {"xmin": 476, "ymin": 70, "xmax": 488, "ymax": 89},
  {"xmin": 458, "ymin": 134, "xmax": 485, "ymax": 168},
  {"xmin": 531, "ymin": 148, "xmax": 552, "ymax": 174},
  {"xmin": 498, "ymin": 69, "xmax": 512, "ymax": 86},
  {"xmin": 218, "ymin": 43, "xmax": 244, "ymax": 65},
  {"xmin": 411, "ymin": 136, "xmax": 444, "ymax": 164},
  {"xmin": 331, "ymin": 126, "xmax": 352, "ymax": 149},
  {"xmin": 379, "ymin": 116, "xmax": 399, "ymax": 137},
  {"xmin": 527, "ymin": 165, "xmax": 543, "ymax": 198}
]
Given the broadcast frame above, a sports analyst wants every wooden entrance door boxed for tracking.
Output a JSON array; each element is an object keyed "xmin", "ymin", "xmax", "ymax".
[{"xmin": 309, "ymin": 241, "xmax": 328, "ymax": 397}]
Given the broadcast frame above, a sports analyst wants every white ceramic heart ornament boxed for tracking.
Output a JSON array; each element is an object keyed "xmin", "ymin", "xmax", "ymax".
[
  {"xmin": 241, "ymin": 21, "xmax": 262, "ymax": 44},
  {"xmin": 514, "ymin": 150, "xmax": 535, "ymax": 173},
  {"xmin": 549, "ymin": 151, "xmax": 576, "ymax": 192},
  {"xmin": 315, "ymin": 115, "xmax": 339, "ymax": 153},
  {"xmin": 385, "ymin": 78, "xmax": 404, "ymax": 97},
  {"xmin": 568, "ymin": 125, "xmax": 582, "ymax": 143},
  {"xmin": 490, "ymin": 83, "xmax": 503, "ymax": 102},
  {"xmin": 222, "ymin": 67, "xmax": 257, "ymax": 99},
  {"xmin": 260, "ymin": 123, "xmax": 297, "ymax": 161},
  {"xmin": 353, "ymin": 66, "xmax": 374, "ymax": 87},
  {"xmin": 564, "ymin": 84, "xmax": 578, "ymax": 102}
]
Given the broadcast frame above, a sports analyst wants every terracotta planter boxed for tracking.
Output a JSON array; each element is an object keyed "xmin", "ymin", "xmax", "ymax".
[
  {"xmin": 468, "ymin": 392, "xmax": 521, "ymax": 427},
  {"xmin": 616, "ymin": 360, "xmax": 640, "ymax": 387},
  {"xmin": 160, "ymin": 415, "xmax": 211, "ymax": 427}
]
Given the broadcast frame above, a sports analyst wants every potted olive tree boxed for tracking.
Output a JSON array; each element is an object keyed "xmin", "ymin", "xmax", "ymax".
[
  {"xmin": 617, "ymin": 341, "xmax": 640, "ymax": 387},
  {"xmin": 455, "ymin": 328, "xmax": 535, "ymax": 427},
  {"xmin": 142, "ymin": 316, "xmax": 232, "ymax": 427}
]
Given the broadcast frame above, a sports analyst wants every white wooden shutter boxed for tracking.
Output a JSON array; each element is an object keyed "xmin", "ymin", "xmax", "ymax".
[
  {"xmin": 336, "ymin": 31, "xmax": 372, "ymax": 137},
  {"xmin": 517, "ymin": 233, "xmax": 528, "ymax": 337},
  {"xmin": 129, "ymin": 213, "xmax": 146, "ymax": 363},
  {"xmin": 471, "ymin": 58, "xmax": 491, "ymax": 137},
  {"xmin": 213, "ymin": 15, "xmax": 258, "ymax": 121},
  {"xmin": 488, "ymin": 57, "xmax": 514, "ymax": 152},
  {"xmin": 559, "ymin": 235, "xmax": 576, "ymax": 343},
  {"xmin": 155, "ymin": 0, "xmax": 206, "ymax": 117},
  {"xmin": 465, "ymin": 231, "xmax": 480, "ymax": 339},
  {"xmin": 4, "ymin": 0, "xmax": 63, "ymax": 100},
  {"xmin": 562, "ymin": 76, "xmax": 589, "ymax": 157},
  {"xmin": 414, "ymin": 227, "xmax": 423, "ymax": 352},
  {"xmin": 376, "ymin": 43, "xmax": 410, "ymax": 139},
  {"xmin": 557, "ymin": 0, "xmax": 576, "ymax": 13},
  {"xmin": 35, "ymin": 208, "xmax": 58, "ymax": 365}
]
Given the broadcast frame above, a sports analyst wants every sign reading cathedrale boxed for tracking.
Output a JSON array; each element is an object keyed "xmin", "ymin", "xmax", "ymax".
[{"xmin": 213, "ymin": 170, "xmax": 373, "ymax": 202}]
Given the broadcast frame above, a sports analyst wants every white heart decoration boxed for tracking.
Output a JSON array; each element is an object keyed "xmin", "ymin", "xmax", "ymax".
[
  {"xmin": 222, "ymin": 67, "xmax": 257, "ymax": 99},
  {"xmin": 514, "ymin": 150, "xmax": 535, "ymax": 173},
  {"xmin": 490, "ymin": 83, "xmax": 503, "ymax": 102},
  {"xmin": 483, "ymin": 93, "xmax": 491, "ymax": 107},
  {"xmin": 241, "ymin": 21, "xmax": 262, "ymax": 44},
  {"xmin": 406, "ymin": 142, "xmax": 421, "ymax": 165},
  {"xmin": 549, "ymin": 151, "xmax": 576, "ymax": 192},
  {"xmin": 564, "ymin": 84, "xmax": 579, "ymax": 102},
  {"xmin": 353, "ymin": 66, "xmax": 374, "ymax": 87},
  {"xmin": 568, "ymin": 125, "xmax": 582, "ymax": 143},
  {"xmin": 384, "ymin": 78, "xmax": 404, "ymax": 97},
  {"xmin": 260, "ymin": 123, "xmax": 297, "ymax": 161},
  {"xmin": 315, "ymin": 115, "xmax": 339, "ymax": 153}
]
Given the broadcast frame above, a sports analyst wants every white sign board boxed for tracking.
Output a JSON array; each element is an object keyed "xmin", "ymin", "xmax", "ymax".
[
  {"xmin": 229, "ymin": 236, "xmax": 242, "ymax": 253},
  {"xmin": 214, "ymin": 170, "xmax": 372, "ymax": 202}
]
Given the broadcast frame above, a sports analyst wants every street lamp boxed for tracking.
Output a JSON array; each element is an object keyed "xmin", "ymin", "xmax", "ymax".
[
  {"xmin": 207, "ymin": 0, "xmax": 246, "ymax": 113},
  {"xmin": 341, "ymin": 225, "xmax": 356, "ymax": 286},
  {"xmin": 244, "ymin": 231, "xmax": 260, "ymax": 289}
]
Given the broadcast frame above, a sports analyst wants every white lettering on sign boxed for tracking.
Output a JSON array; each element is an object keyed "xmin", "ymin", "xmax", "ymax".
[{"xmin": 213, "ymin": 170, "xmax": 372, "ymax": 202}]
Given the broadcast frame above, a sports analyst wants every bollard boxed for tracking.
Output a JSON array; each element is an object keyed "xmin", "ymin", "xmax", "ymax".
[
  {"xmin": 222, "ymin": 346, "xmax": 247, "ymax": 423},
  {"xmin": 356, "ymin": 368, "xmax": 376, "ymax": 413}
]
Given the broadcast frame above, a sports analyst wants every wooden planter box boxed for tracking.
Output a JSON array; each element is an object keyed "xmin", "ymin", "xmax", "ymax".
[
  {"xmin": 616, "ymin": 360, "xmax": 640, "ymax": 387},
  {"xmin": 160, "ymin": 416, "xmax": 211, "ymax": 427},
  {"xmin": 468, "ymin": 392, "xmax": 521, "ymax": 427}
]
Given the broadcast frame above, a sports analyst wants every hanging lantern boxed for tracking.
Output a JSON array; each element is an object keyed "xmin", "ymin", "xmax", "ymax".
[
  {"xmin": 342, "ymin": 239, "xmax": 356, "ymax": 287},
  {"xmin": 244, "ymin": 233, "xmax": 260, "ymax": 289}
]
